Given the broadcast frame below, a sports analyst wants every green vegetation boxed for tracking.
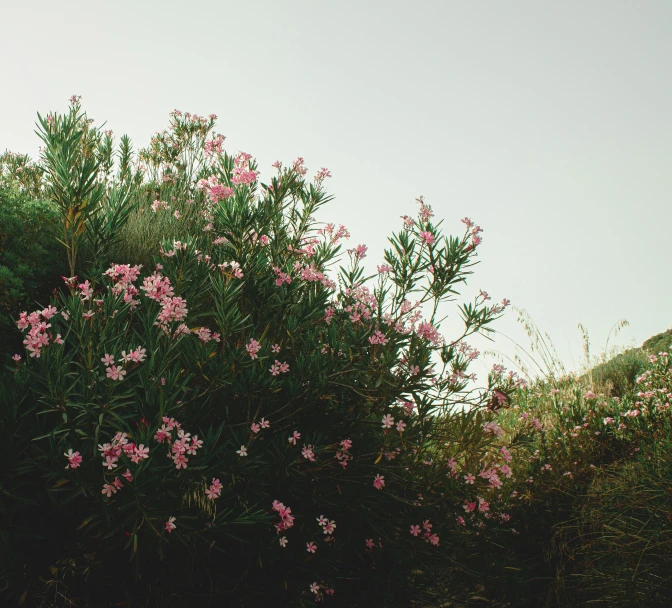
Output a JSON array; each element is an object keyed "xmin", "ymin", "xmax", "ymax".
[
  {"xmin": 0, "ymin": 178, "xmax": 67, "ymax": 361},
  {"xmin": 1, "ymin": 98, "xmax": 671, "ymax": 607}
]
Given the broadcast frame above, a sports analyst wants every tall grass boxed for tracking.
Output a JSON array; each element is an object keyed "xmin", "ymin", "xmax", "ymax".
[{"xmin": 552, "ymin": 439, "xmax": 672, "ymax": 606}]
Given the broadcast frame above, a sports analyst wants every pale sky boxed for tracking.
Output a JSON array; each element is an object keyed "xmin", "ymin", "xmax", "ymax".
[{"xmin": 2, "ymin": 1, "xmax": 670, "ymax": 377}]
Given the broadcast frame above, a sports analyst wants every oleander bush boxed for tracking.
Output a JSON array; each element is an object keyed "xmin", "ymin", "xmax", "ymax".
[{"xmin": 1, "ymin": 98, "xmax": 523, "ymax": 607}]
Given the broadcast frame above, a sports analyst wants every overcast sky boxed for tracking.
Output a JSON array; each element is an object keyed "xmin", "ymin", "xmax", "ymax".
[{"xmin": 2, "ymin": 1, "xmax": 670, "ymax": 378}]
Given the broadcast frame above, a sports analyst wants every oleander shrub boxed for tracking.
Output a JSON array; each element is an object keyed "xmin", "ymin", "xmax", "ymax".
[{"xmin": 2, "ymin": 100, "xmax": 522, "ymax": 607}]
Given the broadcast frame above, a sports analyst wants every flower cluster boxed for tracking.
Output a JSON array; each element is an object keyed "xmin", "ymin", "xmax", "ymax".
[
  {"xmin": 409, "ymin": 520, "xmax": 440, "ymax": 546},
  {"xmin": 153, "ymin": 417, "xmax": 202, "ymax": 469},
  {"xmin": 205, "ymin": 478, "xmax": 223, "ymax": 500},
  {"xmin": 317, "ymin": 514, "xmax": 337, "ymax": 535},
  {"xmin": 246, "ymin": 338, "xmax": 261, "ymax": 359},
  {"xmin": 273, "ymin": 266, "xmax": 292, "ymax": 286},
  {"xmin": 232, "ymin": 152, "xmax": 258, "ymax": 185},
  {"xmin": 104, "ymin": 263, "xmax": 143, "ymax": 307},
  {"xmin": 272, "ymin": 500, "xmax": 295, "ymax": 533},
  {"xmin": 17, "ymin": 307, "xmax": 63, "ymax": 358},
  {"xmin": 141, "ymin": 271, "xmax": 174, "ymax": 302},
  {"xmin": 334, "ymin": 438, "xmax": 352, "ymax": 469},
  {"xmin": 269, "ymin": 360, "xmax": 290, "ymax": 376},
  {"xmin": 64, "ymin": 449, "xmax": 82, "ymax": 469},
  {"xmin": 250, "ymin": 418, "xmax": 270, "ymax": 434},
  {"xmin": 195, "ymin": 327, "xmax": 221, "ymax": 343},
  {"xmin": 196, "ymin": 175, "xmax": 234, "ymax": 204}
]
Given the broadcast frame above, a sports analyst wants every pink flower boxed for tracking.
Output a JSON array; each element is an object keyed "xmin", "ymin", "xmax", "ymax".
[
  {"xmin": 12, "ymin": 354, "xmax": 21, "ymax": 362},
  {"xmin": 41, "ymin": 305, "xmax": 58, "ymax": 319},
  {"xmin": 419, "ymin": 231, "xmax": 436, "ymax": 245},
  {"xmin": 205, "ymin": 477, "xmax": 223, "ymax": 500},
  {"xmin": 78, "ymin": 280, "xmax": 93, "ymax": 300},
  {"xmin": 246, "ymin": 338, "xmax": 261, "ymax": 359},
  {"xmin": 122, "ymin": 468, "xmax": 133, "ymax": 482},
  {"xmin": 269, "ymin": 360, "xmax": 290, "ymax": 375},
  {"xmin": 102, "ymin": 483, "xmax": 117, "ymax": 497},
  {"xmin": 410, "ymin": 525, "xmax": 421, "ymax": 536},
  {"xmin": 154, "ymin": 425, "xmax": 172, "ymax": 443},
  {"xmin": 250, "ymin": 423, "xmax": 261, "ymax": 434},
  {"xmin": 205, "ymin": 487, "xmax": 220, "ymax": 500},
  {"xmin": 323, "ymin": 520, "xmax": 336, "ymax": 535},
  {"xmin": 309, "ymin": 582, "xmax": 320, "ymax": 594},
  {"xmin": 373, "ymin": 474, "xmax": 385, "ymax": 490},
  {"xmin": 173, "ymin": 454, "xmax": 189, "ymax": 469},
  {"xmin": 288, "ymin": 431, "xmax": 301, "ymax": 445},
  {"xmin": 165, "ymin": 516, "xmax": 176, "ymax": 533},
  {"xmin": 381, "ymin": 414, "xmax": 394, "ymax": 429},
  {"xmin": 236, "ymin": 446, "xmax": 248, "ymax": 457},
  {"xmin": 315, "ymin": 167, "xmax": 332, "ymax": 182},
  {"xmin": 259, "ymin": 418, "xmax": 270, "ymax": 429},
  {"xmin": 64, "ymin": 449, "xmax": 82, "ymax": 469},
  {"xmin": 368, "ymin": 330, "xmax": 389, "ymax": 345},
  {"xmin": 103, "ymin": 455, "xmax": 118, "ymax": 470},
  {"xmin": 279, "ymin": 536, "xmax": 288, "ymax": 547},
  {"xmin": 396, "ymin": 420, "xmax": 407, "ymax": 433},
  {"xmin": 106, "ymin": 365, "xmax": 126, "ymax": 381},
  {"xmin": 187, "ymin": 435, "xmax": 203, "ymax": 454},
  {"xmin": 133, "ymin": 444, "xmax": 149, "ymax": 461},
  {"xmin": 271, "ymin": 344, "xmax": 281, "ymax": 353},
  {"xmin": 301, "ymin": 445, "xmax": 316, "ymax": 462},
  {"xmin": 464, "ymin": 473, "xmax": 475, "ymax": 484},
  {"xmin": 272, "ymin": 500, "xmax": 295, "ymax": 532},
  {"xmin": 306, "ymin": 542, "xmax": 317, "ymax": 553},
  {"xmin": 347, "ymin": 244, "xmax": 368, "ymax": 260},
  {"xmin": 365, "ymin": 538, "xmax": 375, "ymax": 549}
]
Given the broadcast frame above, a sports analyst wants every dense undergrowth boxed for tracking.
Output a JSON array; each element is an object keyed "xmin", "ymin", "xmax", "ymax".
[{"xmin": 1, "ymin": 97, "xmax": 670, "ymax": 607}]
